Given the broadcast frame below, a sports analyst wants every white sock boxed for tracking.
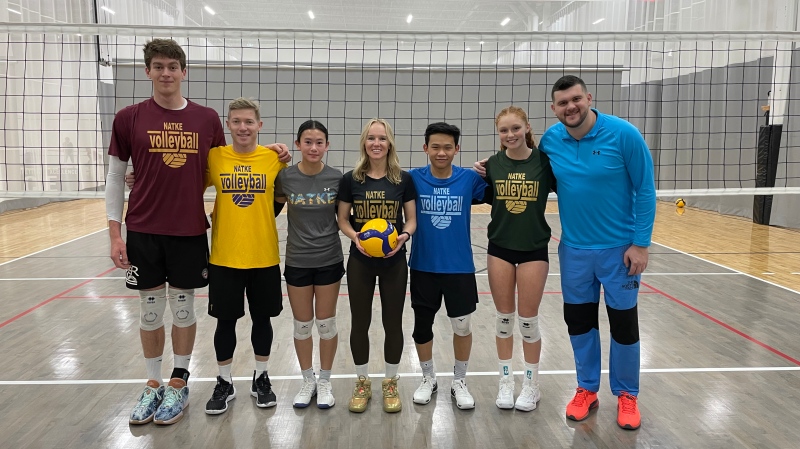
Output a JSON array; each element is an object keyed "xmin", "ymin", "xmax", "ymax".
[
  {"xmin": 420, "ymin": 359, "xmax": 435, "ymax": 380},
  {"xmin": 385, "ymin": 362, "xmax": 399, "ymax": 379},
  {"xmin": 355, "ymin": 363, "xmax": 369, "ymax": 379},
  {"xmin": 218, "ymin": 363, "xmax": 232, "ymax": 384},
  {"xmin": 499, "ymin": 359, "xmax": 513, "ymax": 379},
  {"xmin": 523, "ymin": 361, "xmax": 539, "ymax": 386},
  {"xmin": 454, "ymin": 359, "xmax": 469, "ymax": 381},
  {"xmin": 255, "ymin": 360, "xmax": 268, "ymax": 377},
  {"xmin": 301, "ymin": 368, "xmax": 316, "ymax": 381},
  {"xmin": 319, "ymin": 369, "xmax": 332, "ymax": 382},
  {"xmin": 145, "ymin": 356, "xmax": 163, "ymax": 384},
  {"xmin": 174, "ymin": 354, "xmax": 191, "ymax": 370}
]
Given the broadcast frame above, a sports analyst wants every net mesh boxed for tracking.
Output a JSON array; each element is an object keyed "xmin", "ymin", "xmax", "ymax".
[{"xmin": 1, "ymin": 24, "xmax": 799, "ymax": 198}]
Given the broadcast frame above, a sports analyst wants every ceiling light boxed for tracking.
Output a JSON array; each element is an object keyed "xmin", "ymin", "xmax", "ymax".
[
  {"xmin": 501, "ymin": 17, "xmax": 510, "ymax": 26},
  {"xmin": 7, "ymin": 7, "xmax": 21, "ymax": 14},
  {"xmin": 407, "ymin": 14, "xmax": 413, "ymax": 24},
  {"xmin": 592, "ymin": 18, "xmax": 605, "ymax": 25},
  {"xmin": 466, "ymin": 47, "xmax": 471, "ymax": 51},
  {"xmin": 479, "ymin": 41, "xmax": 484, "ymax": 45},
  {"xmin": 76, "ymin": 33, "xmax": 82, "ymax": 36},
  {"xmin": 308, "ymin": 10, "xmax": 315, "ymax": 19},
  {"xmin": 100, "ymin": 6, "xmax": 115, "ymax": 14},
  {"xmin": 204, "ymin": 6, "xmax": 215, "ymax": 15}
]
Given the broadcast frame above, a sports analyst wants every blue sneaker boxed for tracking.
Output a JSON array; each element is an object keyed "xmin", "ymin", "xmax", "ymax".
[
  {"xmin": 129, "ymin": 384, "xmax": 165, "ymax": 424},
  {"xmin": 154, "ymin": 384, "xmax": 189, "ymax": 425}
]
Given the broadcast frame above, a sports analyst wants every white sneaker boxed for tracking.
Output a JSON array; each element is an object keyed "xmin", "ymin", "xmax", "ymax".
[
  {"xmin": 515, "ymin": 383, "xmax": 541, "ymax": 411},
  {"xmin": 496, "ymin": 377, "xmax": 515, "ymax": 409},
  {"xmin": 450, "ymin": 379, "xmax": 475, "ymax": 410},
  {"xmin": 316, "ymin": 379, "xmax": 335, "ymax": 409},
  {"xmin": 293, "ymin": 377, "xmax": 317, "ymax": 408},
  {"xmin": 412, "ymin": 376, "xmax": 438, "ymax": 405}
]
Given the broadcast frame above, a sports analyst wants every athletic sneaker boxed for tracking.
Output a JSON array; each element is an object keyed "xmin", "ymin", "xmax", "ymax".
[
  {"xmin": 382, "ymin": 376, "xmax": 402, "ymax": 413},
  {"xmin": 293, "ymin": 377, "xmax": 317, "ymax": 408},
  {"xmin": 515, "ymin": 383, "xmax": 541, "ymax": 412},
  {"xmin": 566, "ymin": 387, "xmax": 599, "ymax": 421},
  {"xmin": 316, "ymin": 379, "xmax": 335, "ymax": 409},
  {"xmin": 495, "ymin": 377, "xmax": 515, "ymax": 409},
  {"xmin": 153, "ymin": 383, "xmax": 189, "ymax": 425},
  {"xmin": 129, "ymin": 382, "xmax": 165, "ymax": 424},
  {"xmin": 412, "ymin": 376, "xmax": 438, "ymax": 405},
  {"xmin": 617, "ymin": 392, "xmax": 641, "ymax": 430},
  {"xmin": 251, "ymin": 371, "xmax": 277, "ymax": 408},
  {"xmin": 348, "ymin": 376, "xmax": 372, "ymax": 413},
  {"xmin": 450, "ymin": 379, "xmax": 475, "ymax": 410},
  {"xmin": 205, "ymin": 377, "xmax": 236, "ymax": 415}
]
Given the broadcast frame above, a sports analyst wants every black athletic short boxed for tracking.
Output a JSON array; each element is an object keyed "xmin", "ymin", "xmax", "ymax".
[
  {"xmin": 410, "ymin": 269, "xmax": 479, "ymax": 317},
  {"xmin": 125, "ymin": 230, "xmax": 209, "ymax": 290},
  {"xmin": 283, "ymin": 261, "xmax": 345, "ymax": 288},
  {"xmin": 487, "ymin": 241, "xmax": 549, "ymax": 265},
  {"xmin": 207, "ymin": 264, "xmax": 283, "ymax": 320}
]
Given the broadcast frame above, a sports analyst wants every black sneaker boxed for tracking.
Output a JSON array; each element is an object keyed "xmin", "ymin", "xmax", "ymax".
[
  {"xmin": 251, "ymin": 371, "xmax": 277, "ymax": 408},
  {"xmin": 205, "ymin": 376, "xmax": 236, "ymax": 415}
]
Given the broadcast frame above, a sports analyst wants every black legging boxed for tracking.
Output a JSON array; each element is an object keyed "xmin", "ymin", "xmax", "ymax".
[
  {"xmin": 213, "ymin": 316, "xmax": 274, "ymax": 361},
  {"xmin": 347, "ymin": 256, "xmax": 408, "ymax": 365}
]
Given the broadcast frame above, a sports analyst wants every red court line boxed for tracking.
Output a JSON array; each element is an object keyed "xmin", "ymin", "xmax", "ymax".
[
  {"xmin": 641, "ymin": 281, "xmax": 800, "ymax": 366},
  {"xmin": 0, "ymin": 267, "xmax": 117, "ymax": 329}
]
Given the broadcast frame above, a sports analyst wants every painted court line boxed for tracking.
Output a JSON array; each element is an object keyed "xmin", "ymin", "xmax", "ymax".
[
  {"xmin": 0, "ymin": 228, "xmax": 108, "ymax": 268},
  {"xmin": 2, "ymin": 366, "xmax": 798, "ymax": 386}
]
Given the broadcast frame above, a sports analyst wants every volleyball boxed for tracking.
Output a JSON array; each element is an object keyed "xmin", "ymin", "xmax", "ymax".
[
  {"xmin": 675, "ymin": 198, "xmax": 686, "ymax": 208},
  {"xmin": 163, "ymin": 152, "xmax": 187, "ymax": 168},
  {"xmin": 358, "ymin": 218, "xmax": 398, "ymax": 257}
]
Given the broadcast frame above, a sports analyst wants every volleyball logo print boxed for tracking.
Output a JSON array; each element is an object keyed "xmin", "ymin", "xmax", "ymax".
[
  {"xmin": 431, "ymin": 215, "xmax": 452, "ymax": 229},
  {"xmin": 220, "ymin": 165, "xmax": 268, "ymax": 208},
  {"xmin": 232, "ymin": 193, "xmax": 255, "ymax": 208},
  {"xmin": 419, "ymin": 188, "xmax": 463, "ymax": 230},
  {"xmin": 495, "ymin": 175, "xmax": 539, "ymax": 215},
  {"xmin": 148, "ymin": 127, "xmax": 199, "ymax": 168}
]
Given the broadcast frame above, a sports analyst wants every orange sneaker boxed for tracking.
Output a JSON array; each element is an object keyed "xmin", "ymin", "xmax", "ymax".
[
  {"xmin": 617, "ymin": 392, "xmax": 641, "ymax": 430},
  {"xmin": 566, "ymin": 387, "xmax": 599, "ymax": 421}
]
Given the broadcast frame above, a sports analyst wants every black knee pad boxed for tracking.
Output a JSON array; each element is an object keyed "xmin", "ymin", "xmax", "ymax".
[
  {"xmin": 214, "ymin": 319, "xmax": 238, "ymax": 361},
  {"xmin": 412, "ymin": 306, "xmax": 436, "ymax": 345},
  {"xmin": 607, "ymin": 305, "xmax": 639, "ymax": 345},
  {"xmin": 563, "ymin": 302, "xmax": 600, "ymax": 336}
]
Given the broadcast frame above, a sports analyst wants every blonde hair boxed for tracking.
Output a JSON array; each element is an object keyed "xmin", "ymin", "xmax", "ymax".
[
  {"xmin": 352, "ymin": 118, "xmax": 402, "ymax": 184},
  {"xmin": 228, "ymin": 97, "xmax": 261, "ymax": 120},
  {"xmin": 495, "ymin": 106, "xmax": 536, "ymax": 150}
]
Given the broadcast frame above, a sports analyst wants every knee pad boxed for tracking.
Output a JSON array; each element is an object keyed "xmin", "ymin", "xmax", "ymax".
[
  {"xmin": 316, "ymin": 316, "xmax": 338, "ymax": 340},
  {"xmin": 412, "ymin": 307, "xmax": 436, "ymax": 344},
  {"xmin": 294, "ymin": 319, "xmax": 314, "ymax": 340},
  {"xmin": 496, "ymin": 312, "xmax": 515, "ymax": 339},
  {"xmin": 518, "ymin": 315, "xmax": 541, "ymax": 343},
  {"xmin": 140, "ymin": 289, "xmax": 167, "ymax": 331},
  {"xmin": 450, "ymin": 314, "xmax": 472, "ymax": 337},
  {"xmin": 563, "ymin": 302, "xmax": 600, "ymax": 336},
  {"xmin": 168, "ymin": 289, "xmax": 197, "ymax": 328},
  {"xmin": 607, "ymin": 305, "xmax": 640, "ymax": 345}
]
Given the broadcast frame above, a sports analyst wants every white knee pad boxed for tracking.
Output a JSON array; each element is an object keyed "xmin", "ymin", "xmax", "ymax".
[
  {"xmin": 450, "ymin": 314, "xmax": 473, "ymax": 337},
  {"xmin": 294, "ymin": 319, "xmax": 314, "ymax": 340},
  {"xmin": 496, "ymin": 312, "xmax": 515, "ymax": 339},
  {"xmin": 518, "ymin": 315, "xmax": 541, "ymax": 343},
  {"xmin": 316, "ymin": 316, "xmax": 338, "ymax": 340},
  {"xmin": 139, "ymin": 288, "xmax": 167, "ymax": 331},
  {"xmin": 168, "ymin": 289, "xmax": 197, "ymax": 328}
]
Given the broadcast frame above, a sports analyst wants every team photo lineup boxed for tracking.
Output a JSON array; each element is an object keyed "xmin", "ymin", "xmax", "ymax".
[{"xmin": 107, "ymin": 36, "xmax": 655, "ymax": 432}]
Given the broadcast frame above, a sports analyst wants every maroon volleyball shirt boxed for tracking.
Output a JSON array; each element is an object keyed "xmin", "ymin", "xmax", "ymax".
[{"xmin": 109, "ymin": 98, "xmax": 226, "ymax": 236}]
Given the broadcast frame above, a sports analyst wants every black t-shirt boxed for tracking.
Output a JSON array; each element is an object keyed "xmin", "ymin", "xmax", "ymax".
[{"xmin": 338, "ymin": 170, "xmax": 417, "ymax": 267}]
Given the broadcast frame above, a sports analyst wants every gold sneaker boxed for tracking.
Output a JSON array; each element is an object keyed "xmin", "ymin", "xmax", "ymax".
[
  {"xmin": 348, "ymin": 376, "xmax": 372, "ymax": 413},
  {"xmin": 382, "ymin": 376, "xmax": 402, "ymax": 413}
]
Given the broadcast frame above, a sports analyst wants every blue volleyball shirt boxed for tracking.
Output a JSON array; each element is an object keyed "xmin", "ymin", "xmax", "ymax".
[
  {"xmin": 409, "ymin": 165, "xmax": 487, "ymax": 273},
  {"xmin": 539, "ymin": 109, "xmax": 656, "ymax": 249}
]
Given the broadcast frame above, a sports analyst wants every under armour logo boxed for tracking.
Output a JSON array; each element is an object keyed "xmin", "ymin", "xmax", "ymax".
[
  {"xmin": 592, "ymin": 150, "xmax": 601, "ymax": 155},
  {"xmin": 323, "ymin": 187, "xmax": 331, "ymax": 192}
]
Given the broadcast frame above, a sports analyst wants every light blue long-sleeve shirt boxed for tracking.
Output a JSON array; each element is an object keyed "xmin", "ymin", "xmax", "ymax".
[{"xmin": 539, "ymin": 109, "xmax": 656, "ymax": 249}]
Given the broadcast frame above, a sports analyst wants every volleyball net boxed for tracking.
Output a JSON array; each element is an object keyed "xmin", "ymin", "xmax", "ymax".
[{"xmin": 0, "ymin": 23, "xmax": 799, "ymax": 201}]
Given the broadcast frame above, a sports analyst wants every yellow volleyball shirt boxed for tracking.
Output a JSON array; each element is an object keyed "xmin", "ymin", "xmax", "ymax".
[{"xmin": 206, "ymin": 145, "xmax": 286, "ymax": 269}]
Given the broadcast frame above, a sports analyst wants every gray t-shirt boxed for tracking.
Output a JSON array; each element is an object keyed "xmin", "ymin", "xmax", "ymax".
[{"xmin": 275, "ymin": 164, "xmax": 344, "ymax": 268}]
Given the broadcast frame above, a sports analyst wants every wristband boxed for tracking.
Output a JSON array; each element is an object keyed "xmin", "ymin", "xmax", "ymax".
[{"xmin": 400, "ymin": 231, "xmax": 411, "ymax": 239}]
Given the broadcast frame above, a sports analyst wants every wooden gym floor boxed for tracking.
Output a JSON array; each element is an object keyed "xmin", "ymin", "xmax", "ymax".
[{"xmin": 0, "ymin": 199, "xmax": 798, "ymax": 448}]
